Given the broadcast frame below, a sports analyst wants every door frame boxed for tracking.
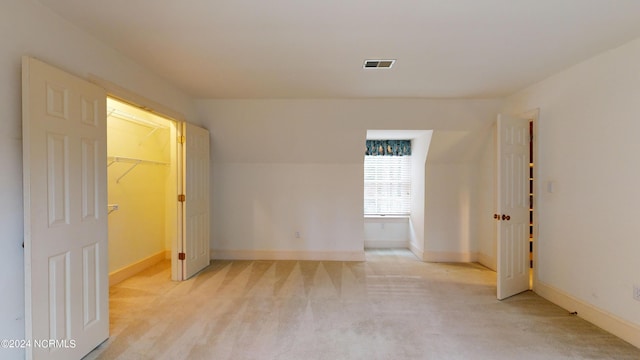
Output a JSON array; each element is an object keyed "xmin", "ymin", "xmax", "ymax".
[
  {"xmin": 90, "ymin": 75, "xmax": 191, "ymax": 281},
  {"xmin": 106, "ymin": 96, "xmax": 182, "ymax": 281},
  {"xmin": 520, "ymin": 108, "xmax": 539, "ymax": 291}
]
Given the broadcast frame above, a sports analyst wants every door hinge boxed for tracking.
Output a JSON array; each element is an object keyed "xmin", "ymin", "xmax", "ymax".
[
  {"xmin": 178, "ymin": 194, "xmax": 186, "ymax": 202},
  {"xmin": 178, "ymin": 135, "xmax": 186, "ymax": 144},
  {"xmin": 178, "ymin": 252, "xmax": 186, "ymax": 260}
]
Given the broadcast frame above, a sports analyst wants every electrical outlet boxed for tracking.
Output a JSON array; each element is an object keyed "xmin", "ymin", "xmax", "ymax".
[
  {"xmin": 295, "ymin": 231, "xmax": 301, "ymax": 239},
  {"xmin": 634, "ymin": 285, "xmax": 640, "ymax": 301}
]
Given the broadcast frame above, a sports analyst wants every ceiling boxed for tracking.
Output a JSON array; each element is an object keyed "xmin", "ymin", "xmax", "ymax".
[{"xmin": 37, "ymin": 0, "xmax": 640, "ymax": 99}]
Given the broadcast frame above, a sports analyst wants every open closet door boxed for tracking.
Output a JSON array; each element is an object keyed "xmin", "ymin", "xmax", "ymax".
[
  {"xmin": 180, "ymin": 122, "xmax": 211, "ymax": 279},
  {"xmin": 22, "ymin": 57, "xmax": 109, "ymax": 359},
  {"xmin": 496, "ymin": 114, "xmax": 530, "ymax": 300}
]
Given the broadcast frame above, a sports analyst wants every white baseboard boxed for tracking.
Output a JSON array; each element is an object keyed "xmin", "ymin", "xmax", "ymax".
[
  {"xmin": 364, "ymin": 240, "xmax": 409, "ymax": 249},
  {"xmin": 409, "ymin": 243, "xmax": 424, "ymax": 260},
  {"xmin": 423, "ymin": 251, "xmax": 478, "ymax": 262},
  {"xmin": 535, "ymin": 280, "xmax": 640, "ymax": 349},
  {"xmin": 210, "ymin": 249, "xmax": 365, "ymax": 261},
  {"xmin": 477, "ymin": 252, "xmax": 496, "ymax": 271},
  {"xmin": 109, "ymin": 250, "xmax": 167, "ymax": 286}
]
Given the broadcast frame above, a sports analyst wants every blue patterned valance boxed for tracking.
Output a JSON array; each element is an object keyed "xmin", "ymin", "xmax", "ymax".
[{"xmin": 365, "ymin": 140, "xmax": 411, "ymax": 156}]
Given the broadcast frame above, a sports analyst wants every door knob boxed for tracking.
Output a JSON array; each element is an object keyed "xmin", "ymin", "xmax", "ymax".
[{"xmin": 502, "ymin": 214, "xmax": 511, "ymax": 221}]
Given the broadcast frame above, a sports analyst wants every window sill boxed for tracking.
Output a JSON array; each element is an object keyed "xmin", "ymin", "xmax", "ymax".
[{"xmin": 364, "ymin": 215, "xmax": 410, "ymax": 219}]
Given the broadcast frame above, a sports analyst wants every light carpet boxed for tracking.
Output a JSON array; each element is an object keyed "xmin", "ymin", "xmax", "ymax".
[{"xmin": 84, "ymin": 249, "xmax": 640, "ymax": 359}]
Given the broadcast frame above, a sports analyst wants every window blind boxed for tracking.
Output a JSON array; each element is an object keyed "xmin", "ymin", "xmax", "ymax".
[{"xmin": 364, "ymin": 155, "xmax": 412, "ymax": 215}]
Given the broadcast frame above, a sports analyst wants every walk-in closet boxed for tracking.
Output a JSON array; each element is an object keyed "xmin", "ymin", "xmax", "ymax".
[{"xmin": 106, "ymin": 98, "xmax": 178, "ymax": 285}]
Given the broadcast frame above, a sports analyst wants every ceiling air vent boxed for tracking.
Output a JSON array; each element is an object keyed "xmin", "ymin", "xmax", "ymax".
[{"xmin": 363, "ymin": 59, "xmax": 396, "ymax": 69}]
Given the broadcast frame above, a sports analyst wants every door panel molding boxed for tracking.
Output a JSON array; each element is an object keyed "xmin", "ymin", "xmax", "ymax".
[
  {"xmin": 23, "ymin": 56, "xmax": 108, "ymax": 360},
  {"xmin": 496, "ymin": 113, "xmax": 530, "ymax": 300}
]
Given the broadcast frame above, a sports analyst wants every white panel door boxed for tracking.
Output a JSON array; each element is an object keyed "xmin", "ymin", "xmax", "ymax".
[
  {"xmin": 181, "ymin": 122, "xmax": 210, "ymax": 279},
  {"xmin": 496, "ymin": 114, "xmax": 530, "ymax": 300},
  {"xmin": 22, "ymin": 57, "xmax": 108, "ymax": 359}
]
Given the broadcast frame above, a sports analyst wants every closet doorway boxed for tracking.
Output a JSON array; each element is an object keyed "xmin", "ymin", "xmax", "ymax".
[
  {"xmin": 106, "ymin": 97, "xmax": 211, "ymax": 284},
  {"xmin": 106, "ymin": 98, "xmax": 177, "ymax": 284}
]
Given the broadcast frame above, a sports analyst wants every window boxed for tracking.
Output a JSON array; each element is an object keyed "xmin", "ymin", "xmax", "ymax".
[{"xmin": 364, "ymin": 140, "xmax": 412, "ymax": 216}]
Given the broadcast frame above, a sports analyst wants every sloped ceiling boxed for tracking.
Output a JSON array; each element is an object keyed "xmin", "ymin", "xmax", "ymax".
[{"xmin": 36, "ymin": 0, "xmax": 640, "ymax": 99}]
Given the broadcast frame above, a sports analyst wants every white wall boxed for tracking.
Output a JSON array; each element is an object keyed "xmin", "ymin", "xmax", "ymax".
[
  {"xmin": 409, "ymin": 131, "xmax": 432, "ymax": 256},
  {"xmin": 213, "ymin": 163, "xmax": 364, "ymax": 256},
  {"xmin": 503, "ymin": 36, "xmax": 640, "ymax": 330},
  {"xmin": 476, "ymin": 123, "xmax": 497, "ymax": 270},
  {"xmin": 0, "ymin": 0, "xmax": 195, "ymax": 350},
  {"xmin": 424, "ymin": 162, "xmax": 476, "ymax": 261},
  {"xmin": 365, "ymin": 218, "xmax": 410, "ymax": 248},
  {"xmin": 196, "ymin": 99, "xmax": 502, "ymax": 260},
  {"xmin": 419, "ymin": 128, "xmax": 495, "ymax": 262}
]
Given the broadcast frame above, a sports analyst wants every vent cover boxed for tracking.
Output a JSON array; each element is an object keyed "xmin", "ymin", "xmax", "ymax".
[{"xmin": 363, "ymin": 59, "xmax": 396, "ymax": 69}]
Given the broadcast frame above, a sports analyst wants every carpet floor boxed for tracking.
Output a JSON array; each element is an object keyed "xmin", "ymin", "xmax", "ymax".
[{"xmin": 84, "ymin": 249, "xmax": 640, "ymax": 359}]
